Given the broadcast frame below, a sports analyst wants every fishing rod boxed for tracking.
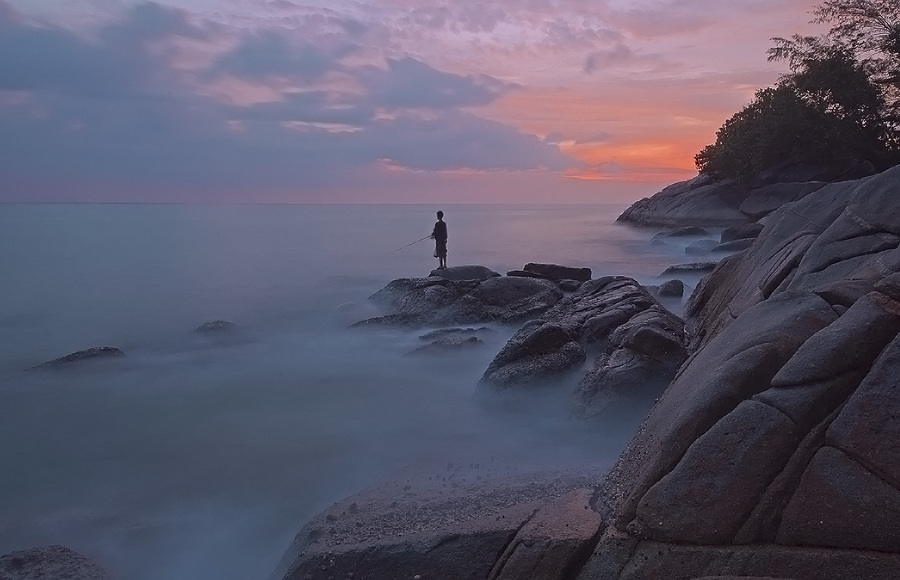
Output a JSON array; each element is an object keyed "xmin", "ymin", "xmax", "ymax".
[{"xmin": 392, "ymin": 235, "xmax": 431, "ymax": 252}]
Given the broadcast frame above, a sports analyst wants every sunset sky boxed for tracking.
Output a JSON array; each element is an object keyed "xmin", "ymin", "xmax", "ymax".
[{"xmin": 0, "ymin": 0, "xmax": 823, "ymax": 203}]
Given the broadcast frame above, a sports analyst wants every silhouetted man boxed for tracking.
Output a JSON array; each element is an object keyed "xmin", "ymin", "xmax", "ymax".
[{"xmin": 431, "ymin": 210, "xmax": 448, "ymax": 269}]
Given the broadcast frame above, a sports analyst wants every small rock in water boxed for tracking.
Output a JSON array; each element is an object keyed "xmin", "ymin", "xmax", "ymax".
[
  {"xmin": 662, "ymin": 262, "xmax": 717, "ymax": 275},
  {"xmin": 523, "ymin": 263, "xmax": 591, "ymax": 282},
  {"xmin": 657, "ymin": 279, "xmax": 685, "ymax": 298},
  {"xmin": 194, "ymin": 320, "xmax": 237, "ymax": 334},
  {"xmin": 410, "ymin": 336, "xmax": 483, "ymax": 355},
  {"xmin": 31, "ymin": 346, "xmax": 125, "ymax": 370}
]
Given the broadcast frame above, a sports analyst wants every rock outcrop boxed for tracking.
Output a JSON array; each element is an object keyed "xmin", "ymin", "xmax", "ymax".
[
  {"xmin": 274, "ymin": 165, "xmax": 900, "ymax": 580},
  {"xmin": 617, "ymin": 160, "xmax": 875, "ymax": 227},
  {"xmin": 270, "ymin": 468, "xmax": 603, "ymax": 580},
  {"xmin": 617, "ymin": 175, "xmax": 751, "ymax": 226},
  {"xmin": 478, "ymin": 277, "xmax": 687, "ymax": 418},
  {"xmin": 583, "ymin": 165, "xmax": 900, "ymax": 578},
  {"xmin": 354, "ymin": 265, "xmax": 600, "ymax": 328}
]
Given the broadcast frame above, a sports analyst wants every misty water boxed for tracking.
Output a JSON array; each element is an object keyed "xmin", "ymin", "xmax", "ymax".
[{"xmin": 0, "ymin": 203, "xmax": 714, "ymax": 579}]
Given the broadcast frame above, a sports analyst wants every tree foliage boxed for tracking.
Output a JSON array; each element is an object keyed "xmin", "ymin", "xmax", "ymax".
[{"xmin": 696, "ymin": 0, "xmax": 900, "ymax": 180}]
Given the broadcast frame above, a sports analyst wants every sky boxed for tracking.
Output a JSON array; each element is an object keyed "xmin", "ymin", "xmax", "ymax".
[{"xmin": 0, "ymin": 0, "xmax": 823, "ymax": 203}]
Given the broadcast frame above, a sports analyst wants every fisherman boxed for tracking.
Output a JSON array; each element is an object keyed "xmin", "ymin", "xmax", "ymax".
[{"xmin": 430, "ymin": 210, "xmax": 448, "ymax": 269}]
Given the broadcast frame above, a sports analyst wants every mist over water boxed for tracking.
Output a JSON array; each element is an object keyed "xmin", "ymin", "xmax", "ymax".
[{"xmin": 0, "ymin": 203, "xmax": 708, "ymax": 579}]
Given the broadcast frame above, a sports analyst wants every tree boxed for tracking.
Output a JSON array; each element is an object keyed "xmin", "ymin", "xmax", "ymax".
[
  {"xmin": 695, "ymin": 84, "xmax": 859, "ymax": 180},
  {"xmin": 770, "ymin": 0, "xmax": 899, "ymax": 110},
  {"xmin": 696, "ymin": 0, "xmax": 900, "ymax": 180}
]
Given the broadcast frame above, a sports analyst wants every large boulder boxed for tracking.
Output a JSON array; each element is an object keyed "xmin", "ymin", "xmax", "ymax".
[
  {"xmin": 479, "ymin": 277, "xmax": 686, "ymax": 418},
  {"xmin": 269, "ymin": 468, "xmax": 603, "ymax": 580},
  {"xmin": 617, "ymin": 176, "xmax": 751, "ymax": 226}
]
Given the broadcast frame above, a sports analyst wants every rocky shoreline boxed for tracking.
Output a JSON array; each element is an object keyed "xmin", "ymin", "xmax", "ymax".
[
  {"xmin": 7, "ymin": 165, "xmax": 900, "ymax": 579},
  {"xmin": 269, "ymin": 165, "xmax": 900, "ymax": 580}
]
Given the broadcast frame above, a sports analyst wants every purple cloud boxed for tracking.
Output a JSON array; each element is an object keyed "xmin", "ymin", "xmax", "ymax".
[
  {"xmin": 364, "ymin": 57, "xmax": 510, "ymax": 110},
  {"xmin": 0, "ymin": 1, "xmax": 577, "ymax": 200}
]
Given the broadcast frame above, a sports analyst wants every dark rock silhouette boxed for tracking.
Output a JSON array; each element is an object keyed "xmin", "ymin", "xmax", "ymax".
[
  {"xmin": 522, "ymin": 263, "xmax": 592, "ymax": 282},
  {"xmin": 30, "ymin": 346, "xmax": 125, "ymax": 370},
  {"xmin": 194, "ymin": 320, "xmax": 237, "ymax": 333},
  {"xmin": 656, "ymin": 279, "xmax": 684, "ymax": 298}
]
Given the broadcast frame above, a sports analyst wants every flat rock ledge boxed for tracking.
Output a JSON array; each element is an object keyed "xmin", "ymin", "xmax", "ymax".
[{"xmin": 269, "ymin": 466, "xmax": 605, "ymax": 580}]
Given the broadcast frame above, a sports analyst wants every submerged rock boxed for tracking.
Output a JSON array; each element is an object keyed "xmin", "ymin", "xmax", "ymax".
[
  {"xmin": 30, "ymin": 346, "xmax": 125, "ymax": 370},
  {"xmin": 194, "ymin": 320, "xmax": 238, "ymax": 333}
]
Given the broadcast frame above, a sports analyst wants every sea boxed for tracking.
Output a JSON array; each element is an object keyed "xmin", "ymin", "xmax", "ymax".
[{"xmin": 0, "ymin": 203, "xmax": 716, "ymax": 579}]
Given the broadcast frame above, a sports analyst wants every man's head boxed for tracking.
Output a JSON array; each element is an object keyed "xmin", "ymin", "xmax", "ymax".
[{"xmin": 436, "ymin": 211, "xmax": 444, "ymax": 220}]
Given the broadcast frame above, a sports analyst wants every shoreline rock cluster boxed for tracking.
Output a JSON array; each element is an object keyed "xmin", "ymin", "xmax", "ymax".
[{"xmin": 268, "ymin": 164, "xmax": 900, "ymax": 579}]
